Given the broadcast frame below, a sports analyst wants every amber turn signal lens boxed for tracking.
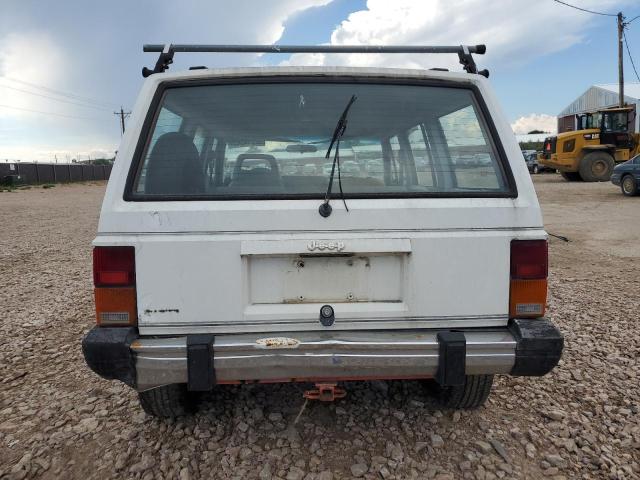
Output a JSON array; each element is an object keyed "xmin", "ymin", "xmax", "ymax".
[
  {"xmin": 509, "ymin": 279, "xmax": 547, "ymax": 318},
  {"xmin": 94, "ymin": 287, "xmax": 137, "ymax": 326}
]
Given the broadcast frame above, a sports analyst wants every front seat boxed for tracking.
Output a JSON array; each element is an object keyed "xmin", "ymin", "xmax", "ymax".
[
  {"xmin": 229, "ymin": 153, "xmax": 283, "ymax": 191},
  {"xmin": 144, "ymin": 132, "xmax": 203, "ymax": 195}
]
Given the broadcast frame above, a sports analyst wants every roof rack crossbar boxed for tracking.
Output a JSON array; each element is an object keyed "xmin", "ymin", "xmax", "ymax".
[{"xmin": 141, "ymin": 44, "xmax": 488, "ymax": 78}]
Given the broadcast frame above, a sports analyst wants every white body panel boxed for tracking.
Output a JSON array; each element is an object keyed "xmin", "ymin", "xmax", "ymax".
[{"xmin": 96, "ymin": 67, "xmax": 544, "ymax": 335}]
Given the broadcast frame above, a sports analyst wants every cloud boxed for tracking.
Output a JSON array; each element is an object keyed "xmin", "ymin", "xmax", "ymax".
[
  {"xmin": 282, "ymin": 0, "xmax": 631, "ymax": 72},
  {"xmin": 0, "ymin": 0, "xmax": 333, "ymax": 161},
  {"xmin": 0, "ymin": 32, "xmax": 64, "ymax": 81},
  {"xmin": 250, "ymin": 0, "xmax": 334, "ymax": 44},
  {"xmin": 0, "ymin": 32, "xmax": 67, "ymax": 117},
  {"xmin": 511, "ymin": 114, "xmax": 557, "ymax": 135}
]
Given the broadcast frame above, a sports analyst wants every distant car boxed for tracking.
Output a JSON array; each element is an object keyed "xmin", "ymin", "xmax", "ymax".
[
  {"xmin": 281, "ymin": 163, "xmax": 299, "ymax": 175},
  {"xmin": 302, "ymin": 163, "xmax": 318, "ymax": 175},
  {"xmin": 341, "ymin": 160, "xmax": 361, "ymax": 176},
  {"xmin": 610, "ymin": 154, "xmax": 640, "ymax": 196},
  {"xmin": 523, "ymin": 152, "xmax": 540, "ymax": 174},
  {"xmin": 474, "ymin": 153, "xmax": 492, "ymax": 166},
  {"xmin": 455, "ymin": 154, "xmax": 477, "ymax": 166},
  {"xmin": 366, "ymin": 159, "xmax": 385, "ymax": 176},
  {"xmin": 523, "ymin": 152, "xmax": 554, "ymax": 174},
  {"xmin": 414, "ymin": 157, "xmax": 429, "ymax": 172}
]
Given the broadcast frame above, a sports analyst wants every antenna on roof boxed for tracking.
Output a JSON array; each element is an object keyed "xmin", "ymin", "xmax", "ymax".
[{"xmin": 141, "ymin": 44, "xmax": 489, "ymax": 78}]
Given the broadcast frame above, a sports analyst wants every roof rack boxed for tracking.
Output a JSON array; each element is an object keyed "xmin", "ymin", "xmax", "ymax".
[{"xmin": 141, "ymin": 44, "xmax": 488, "ymax": 79}]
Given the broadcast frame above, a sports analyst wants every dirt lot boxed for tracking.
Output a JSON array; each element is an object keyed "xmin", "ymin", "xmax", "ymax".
[{"xmin": 0, "ymin": 176, "xmax": 638, "ymax": 480}]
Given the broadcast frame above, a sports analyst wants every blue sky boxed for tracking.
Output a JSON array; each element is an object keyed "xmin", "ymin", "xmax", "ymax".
[{"xmin": 1, "ymin": 0, "xmax": 639, "ymax": 161}]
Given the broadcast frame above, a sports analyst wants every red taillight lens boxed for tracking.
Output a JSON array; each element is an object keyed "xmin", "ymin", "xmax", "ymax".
[
  {"xmin": 93, "ymin": 247, "xmax": 135, "ymax": 287},
  {"xmin": 509, "ymin": 240, "xmax": 548, "ymax": 318},
  {"xmin": 510, "ymin": 240, "xmax": 548, "ymax": 279},
  {"xmin": 93, "ymin": 246, "xmax": 136, "ymax": 326}
]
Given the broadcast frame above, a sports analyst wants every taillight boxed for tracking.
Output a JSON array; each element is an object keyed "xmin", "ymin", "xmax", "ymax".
[
  {"xmin": 93, "ymin": 247, "xmax": 135, "ymax": 286},
  {"xmin": 509, "ymin": 240, "xmax": 548, "ymax": 318},
  {"xmin": 93, "ymin": 246, "xmax": 136, "ymax": 326}
]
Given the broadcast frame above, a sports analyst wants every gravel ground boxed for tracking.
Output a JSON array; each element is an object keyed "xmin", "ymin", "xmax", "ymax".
[{"xmin": 0, "ymin": 176, "xmax": 638, "ymax": 480}]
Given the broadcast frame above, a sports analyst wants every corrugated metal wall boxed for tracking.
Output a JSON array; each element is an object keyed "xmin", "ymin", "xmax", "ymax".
[
  {"xmin": 558, "ymin": 86, "xmax": 623, "ymax": 117},
  {"xmin": 557, "ymin": 86, "xmax": 640, "ymax": 133},
  {"xmin": 0, "ymin": 163, "xmax": 113, "ymax": 185}
]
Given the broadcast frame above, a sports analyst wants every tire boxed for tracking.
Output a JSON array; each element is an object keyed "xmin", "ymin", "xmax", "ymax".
[
  {"xmin": 426, "ymin": 374, "xmax": 494, "ymax": 409},
  {"xmin": 579, "ymin": 152, "xmax": 615, "ymax": 182},
  {"xmin": 138, "ymin": 384, "xmax": 197, "ymax": 417},
  {"xmin": 621, "ymin": 174, "xmax": 638, "ymax": 196},
  {"xmin": 532, "ymin": 165, "xmax": 539, "ymax": 174},
  {"xmin": 560, "ymin": 171, "xmax": 583, "ymax": 182}
]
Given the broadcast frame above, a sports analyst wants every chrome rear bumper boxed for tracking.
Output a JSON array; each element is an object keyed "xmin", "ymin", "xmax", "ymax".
[
  {"xmin": 132, "ymin": 329, "xmax": 516, "ymax": 391},
  {"xmin": 82, "ymin": 319, "xmax": 563, "ymax": 392}
]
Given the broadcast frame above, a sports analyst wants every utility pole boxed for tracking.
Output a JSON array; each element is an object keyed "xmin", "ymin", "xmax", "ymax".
[
  {"xmin": 113, "ymin": 107, "xmax": 131, "ymax": 135},
  {"xmin": 618, "ymin": 12, "xmax": 625, "ymax": 107}
]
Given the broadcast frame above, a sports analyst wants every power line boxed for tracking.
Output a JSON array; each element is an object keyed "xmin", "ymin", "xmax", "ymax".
[
  {"xmin": 0, "ymin": 103, "xmax": 103, "ymax": 121},
  {"xmin": 623, "ymin": 30, "xmax": 640, "ymax": 81},
  {"xmin": 627, "ymin": 14, "xmax": 640, "ymax": 24},
  {"xmin": 0, "ymin": 83, "xmax": 113, "ymax": 111},
  {"xmin": 3, "ymin": 76, "xmax": 118, "ymax": 108},
  {"xmin": 1, "ymin": 76, "xmax": 120, "ymax": 109},
  {"xmin": 552, "ymin": 0, "xmax": 617, "ymax": 17}
]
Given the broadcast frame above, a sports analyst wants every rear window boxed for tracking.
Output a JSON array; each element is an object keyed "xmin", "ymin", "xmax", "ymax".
[{"xmin": 129, "ymin": 81, "xmax": 512, "ymax": 199}]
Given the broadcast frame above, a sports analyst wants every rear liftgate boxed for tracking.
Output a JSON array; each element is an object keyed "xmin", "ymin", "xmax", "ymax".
[{"xmin": 141, "ymin": 42, "xmax": 491, "ymax": 401}]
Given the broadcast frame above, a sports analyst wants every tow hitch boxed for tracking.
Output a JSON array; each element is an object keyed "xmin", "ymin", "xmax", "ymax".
[{"xmin": 303, "ymin": 383, "xmax": 346, "ymax": 402}]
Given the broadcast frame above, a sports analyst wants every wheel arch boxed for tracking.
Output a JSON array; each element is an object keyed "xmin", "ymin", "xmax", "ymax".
[{"xmin": 578, "ymin": 145, "xmax": 615, "ymax": 160}]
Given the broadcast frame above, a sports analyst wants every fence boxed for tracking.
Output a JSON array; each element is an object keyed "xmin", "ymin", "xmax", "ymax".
[{"xmin": 0, "ymin": 163, "xmax": 113, "ymax": 185}]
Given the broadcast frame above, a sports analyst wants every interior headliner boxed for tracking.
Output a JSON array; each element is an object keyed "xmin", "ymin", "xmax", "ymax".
[{"xmin": 162, "ymin": 81, "xmax": 473, "ymax": 140}]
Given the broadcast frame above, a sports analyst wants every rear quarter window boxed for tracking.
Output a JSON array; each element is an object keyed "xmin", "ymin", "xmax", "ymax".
[{"xmin": 439, "ymin": 106, "xmax": 501, "ymax": 190}]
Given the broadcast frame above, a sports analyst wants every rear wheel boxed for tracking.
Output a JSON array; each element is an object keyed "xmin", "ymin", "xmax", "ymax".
[
  {"xmin": 560, "ymin": 171, "xmax": 582, "ymax": 182},
  {"xmin": 621, "ymin": 175, "xmax": 638, "ymax": 196},
  {"xmin": 426, "ymin": 374, "xmax": 494, "ymax": 409},
  {"xmin": 579, "ymin": 152, "xmax": 615, "ymax": 182},
  {"xmin": 532, "ymin": 165, "xmax": 539, "ymax": 174},
  {"xmin": 139, "ymin": 384, "xmax": 197, "ymax": 417}
]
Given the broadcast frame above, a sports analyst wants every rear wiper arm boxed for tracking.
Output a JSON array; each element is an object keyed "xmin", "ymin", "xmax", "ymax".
[{"xmin": 319, "ymin": 94, "xmax": 357, "ymax": 218}]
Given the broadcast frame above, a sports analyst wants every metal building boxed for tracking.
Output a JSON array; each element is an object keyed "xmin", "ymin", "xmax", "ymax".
[{"xmin": 557, "ymin": 83, "xmax": 640, "ymax": 133}]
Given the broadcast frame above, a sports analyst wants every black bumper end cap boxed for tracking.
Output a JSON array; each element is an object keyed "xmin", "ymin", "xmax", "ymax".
[
  {"xmin": 81, "ymin": 326, "xmax": 138, "ymax": 388},
  {"xmin": 436, "ymin": 331, "xmax": 466, "ymax": 386},
  {"xmin": 509, "ymin": 318, "xmax": 564, "ymax": 376},
  {"xmin": 187, "ymin": 334, "xmax": 216, "ymax": 391}
]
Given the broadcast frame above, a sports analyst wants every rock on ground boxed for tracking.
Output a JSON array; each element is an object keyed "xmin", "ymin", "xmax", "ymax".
[{"xmin": 0, "ymin": 177, "xmax": 639, "ymax": 479}]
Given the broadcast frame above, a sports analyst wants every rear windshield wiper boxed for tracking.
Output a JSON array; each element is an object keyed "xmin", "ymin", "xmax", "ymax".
[{"xmin": 319, "ymin": 94, "xmax": 357, "ymax": 218}]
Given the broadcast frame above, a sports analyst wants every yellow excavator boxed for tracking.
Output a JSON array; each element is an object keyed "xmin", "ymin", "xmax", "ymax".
[{"xmin": 539, "ymin": 106, "xmax": 640, "ymax": 181}]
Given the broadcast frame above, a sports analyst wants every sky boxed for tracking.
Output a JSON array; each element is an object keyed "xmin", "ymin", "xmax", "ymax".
[{"xmin": 1, "ymin": 0, "xmax": 640, "ymax": 162}]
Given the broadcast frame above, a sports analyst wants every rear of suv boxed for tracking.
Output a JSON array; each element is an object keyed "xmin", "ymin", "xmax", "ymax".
[{"xmin": 82, "ymin": 44, "xmax": 563, "ymax": 417}]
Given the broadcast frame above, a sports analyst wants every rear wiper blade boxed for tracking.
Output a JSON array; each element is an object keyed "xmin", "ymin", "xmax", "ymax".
[{"xmin": 319, "ymin": 94, "xmax": 357, "ymax": 218}]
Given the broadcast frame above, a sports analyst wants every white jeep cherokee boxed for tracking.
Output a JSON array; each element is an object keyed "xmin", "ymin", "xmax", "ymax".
[{"xmin": 83, "ymin": 44, "xmax": 563, "ymax": 417}]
